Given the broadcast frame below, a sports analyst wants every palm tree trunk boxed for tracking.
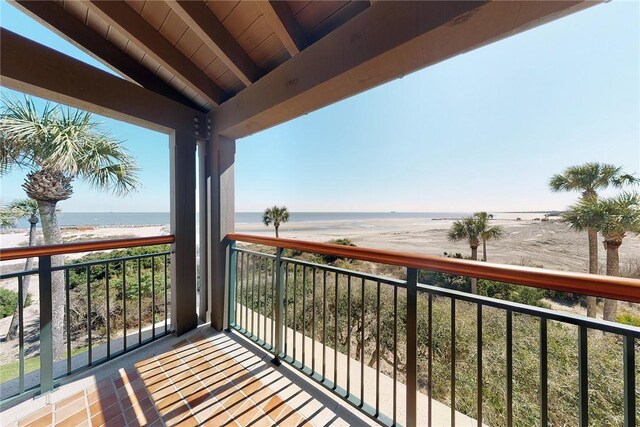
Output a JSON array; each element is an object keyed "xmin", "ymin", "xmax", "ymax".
[
  {"xmin": 482, "ymin": 238, "xmax": 487, "ymax": 262},
  {"xmin": 275, "ymin": 226, "xmax": 279, "ymax": 238},
  {"xmin": 586, "ymin": 228, "xmax": 598, "ymax": 318},
  {"xmin": 603, "ymin": 241, "xmax": 620, "ymax": 322},
  {"xmin": 37, "ymin": 200, "xmax": 65, "ymax": 359},
  {"xmin": 470, "ymin": 245, "xmax": 478, "ymax": 294},
  {"xmin": 6, "ymin": 219, "xmax": 37, "ymax": 340}
]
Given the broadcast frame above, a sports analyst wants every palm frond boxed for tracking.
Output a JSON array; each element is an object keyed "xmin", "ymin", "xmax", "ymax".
[
  {"xmin": 263, "ymin": 206, "xmax": 289, "ymax": 227},
  {"xmin": 549, "ymin": 162, "xmax": 637, "ymax": 195},
  {"xmin": 0, "ymin": 198, "xmax": 38, "ymax": 226},
  {"xmin": 1, "ymin": 96, "xmax": 140, "ymax": 196},
  {"xmin": 482, "ymin": 225, "xmax": 504, "ymax": 241},
  {"xmin": 75, "ymin": 135, "xmax": 139, "ymax": 195},
  {"xmin": 5, "ymin": 198, "xmax": 38, "ymax": 217},
  {"xmin": 549, "ymin": 174, "xmax": 571, "ymax": 192},
  {"xmin": 448, "ymin": 217, "xmax": 481, "ymax": 244}
]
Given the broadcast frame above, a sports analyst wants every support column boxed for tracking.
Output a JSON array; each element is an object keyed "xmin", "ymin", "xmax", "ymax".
[
  {"xmin": 197, "ymin": 139, "xmax": 208, "ymax": 322},
  {"xmin": 207, "ymin": 133, "xmax": 235, "ymax": 331},
  {"xmin": 170, "ymin": 131, "xmax": 197, "ymax": 335}
]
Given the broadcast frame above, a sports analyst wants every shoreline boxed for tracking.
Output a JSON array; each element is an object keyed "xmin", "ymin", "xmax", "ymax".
[
  {"xmin": 2, "ymin": 211, "xmax": 559, "ymax": 232},
  {"xmin": 1, "ymin": 215, "xmax": 638, "ymax": 275}
]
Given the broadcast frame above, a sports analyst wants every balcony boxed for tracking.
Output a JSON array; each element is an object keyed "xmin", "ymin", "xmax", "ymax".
[
  {"xmin": 1, "ymin": 234, "xmax": 638, "ymax": 427},
  {"xmin": 2, "ymin": 1, "xmax": 637, "ymax": 426}
]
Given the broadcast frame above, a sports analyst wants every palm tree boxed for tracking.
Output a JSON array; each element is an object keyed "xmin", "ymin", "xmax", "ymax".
[
  {"xmin": 474, "ymin": 212, "xmax": 505, "ymax": 262},
  {"xmin": 0, "ymin": 97, "xmax": 139, "ymax": 357},
  {"xmin": 0, "ymin": 199, "xmax": 39, "ymax": 339},
  {"xmin": 549, "ymin": 162, "xmax": 638, "ymax": 318},
  {"xmin": 563, "ymin": 192, "xmax": 640, "ymax": 321},
  {"xmin": 448, "ymin": 217, "xmax": 483, "ymax": 293},
  {"xmin": 263, "ymin": 206, "xmax": 289, "ymax": 238}
]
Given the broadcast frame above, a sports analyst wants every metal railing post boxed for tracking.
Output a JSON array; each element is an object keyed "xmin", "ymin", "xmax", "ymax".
[
  {"xmin": 406, "ymin": 267, "xmax": 418, "ymax": 427},
  {"xmin": 226, "ymin": 241, "xmax": 236, "ymax": 331},
  {"xmin": 38, "ymin": 255, "xmax": 54, "ymax": 394},
  {"xmin": 272, "ymin": 247, "xmax": 284, "ymax": 364},
  {"xmin": 623, "ymin": 335, "xmax": 635, "ymax": 427}
]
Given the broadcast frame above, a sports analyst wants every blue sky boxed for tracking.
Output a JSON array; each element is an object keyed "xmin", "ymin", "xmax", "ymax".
[{"xmin": 1, "ymin": 1, "xmax": 638, "ymax": 213}]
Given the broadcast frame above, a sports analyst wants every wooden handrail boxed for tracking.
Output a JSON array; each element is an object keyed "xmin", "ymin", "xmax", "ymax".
[
  {"xmin": 227, "ymin": 233, "xmax": 640, "ymax": 303},
  {"xmin": 0, "ymin": 235, "xmax": 175, "ymax": 261}
]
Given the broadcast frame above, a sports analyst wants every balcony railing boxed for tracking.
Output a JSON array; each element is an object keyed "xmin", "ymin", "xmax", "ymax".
[
  {"xmin": 226, "ymin": 233, "xmax": 640, "ymax": 427},
  {"xmin": 0, "ymin": 235, "xmax": 174, "ymax": 405}
]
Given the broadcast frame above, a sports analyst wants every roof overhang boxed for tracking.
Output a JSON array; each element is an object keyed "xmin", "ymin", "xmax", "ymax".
[{"xmin": 2, "ymin": 1, "xmax": 599, "ymax": 137}]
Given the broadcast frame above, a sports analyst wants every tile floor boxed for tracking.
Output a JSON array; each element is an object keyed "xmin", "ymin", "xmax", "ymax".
[{"xmin": 6, "ymin": 328, "xmax": 374, "ymax": 427}]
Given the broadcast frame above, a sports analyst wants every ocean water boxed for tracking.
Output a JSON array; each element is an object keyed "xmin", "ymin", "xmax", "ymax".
[{"xmin": 10, "ymin": 211, "xmax": 470, "ymax": 229}]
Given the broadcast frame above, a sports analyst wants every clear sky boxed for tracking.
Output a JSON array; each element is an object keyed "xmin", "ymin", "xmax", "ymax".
[{"xmin": 1, "ymin": 1, "xmax": 638, "ymax": 213}]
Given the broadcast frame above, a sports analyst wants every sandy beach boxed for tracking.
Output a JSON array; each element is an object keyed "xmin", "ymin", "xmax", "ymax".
[{"xmin": 1, "ymin": 213, "xmax": 638, "ymax": 274}]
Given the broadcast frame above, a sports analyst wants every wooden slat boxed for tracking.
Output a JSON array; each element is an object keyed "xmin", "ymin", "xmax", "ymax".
[
  {"xmin": 227, "ymin": 233, "xmax": 640, "ymax": 303},
  {"xmin": 257, "ymin": 0, "xmax": 308, "ymax": 56},
  {"xmin": 11, "ymin": 0, "xmax": 203, "ymax": 110},
  {"xmin": 0, "ymin": 235, "xmax": 174, "ymax": 261},
  {"xmin": 294, "ymin": 1, "xmax": 346, "ymax": 34},
  {"xmin": 86, "ymin": 0, "xmax": 227, "ymax": 105},
  {"xmin": 212, "ymin": 1, "xmax": 596, "ymax": 138},
  {"xmin": 305, "ymin": 0, "xmax": 370, "ymax": 44},
  {"xmin": 205, "ymin": 0, "xmax": 238, "ymax": 23},
  {"xmin": 166, "ymin": 0, "xmax": 262, "ymax": 86},
  {"xmin": 0, "ymin": 29, "xmax": 204, "ymax": 134}
]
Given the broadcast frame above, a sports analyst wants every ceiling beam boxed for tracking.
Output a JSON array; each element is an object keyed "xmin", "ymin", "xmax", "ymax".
[
  {"xmin": 166, "ymin": 0, "xmax": 262, "ymax": 86},
  {"xmin": 85, "ymin": 0, "xmax": 227, "ymax": 106},
  {"xmin": 1, "ymin": 29, "xmax": 204, "ymax": 134},
  {"xmin": 212, "ymin": 0, "xmax": 597, "ymax": 139},
  {"xmin": 256, "ymin": 1, "xmax": 308, "ymax": 56},
  {"xmin": 10, "ymin": 0, "xmax": 203, "ymax": 111}
]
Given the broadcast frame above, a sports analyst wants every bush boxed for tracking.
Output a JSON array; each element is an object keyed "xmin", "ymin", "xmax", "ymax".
[
  {"xmin": 322, "ymin": 238, "xmax": 356, "ymax": 263},
  {"xmin": 617, "ymin": 312, "xmax": 640, "ymax": 327},
  {"xmin": 478, "ymin": 280, "xmax": 550, "ymax": 308},
  {"xmin": 0, "ymin": 288, "xmax": 18, "ymax": 318},
  {"xmin": 283, "ymin": 248, "xmax": 303, "ymax": 258},
  {"xmin": 65, "ymin": 245, "xmax": 171, "ymax": 340}
]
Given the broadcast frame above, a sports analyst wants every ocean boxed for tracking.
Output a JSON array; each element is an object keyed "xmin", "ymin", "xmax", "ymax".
[{"xmin": 10, "ymin": 212, "xmax": 470, "ymax": 229}]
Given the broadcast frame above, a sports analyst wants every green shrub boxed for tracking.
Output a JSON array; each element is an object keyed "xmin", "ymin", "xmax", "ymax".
[
  {"xmin": 283, "ymin": 248, "xmax": 303, "ymax": 258},
  {"xmin": 478, "ymin": 280, "xmax": 550, "ymax": 308},
  {"xmin": 0, "ymin": 288, "xmax": 18, "ymax": 318},
  {"xmin": 322, "ymin": 238, "xmax": 356, "ymax": 263},
  {"xmin": 65, "ymin": 245, "xmax": 171, "ymax": 339},
  {"xmin": 617, "ymin": 312, "xmax": 640, "ymax": 327}
]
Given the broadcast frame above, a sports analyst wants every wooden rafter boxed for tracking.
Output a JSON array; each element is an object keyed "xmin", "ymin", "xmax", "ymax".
[
  {"xmin": 0, "ymin": 28, "xmax": 204, "ymax": 134},
  {"xmin": 165, "ymin": 0, "xmax": 261, "ymax": 86},
  {"xmin": 10, "ymin": 0, "xmax": 202, "ymax": 111},
  {"xmin": 85, "ymin": 0, "xmax": 227, "ymax": 106},
  {"xmin": 256, "ymin": 1, "xmax": 308, "ymax": 56}
]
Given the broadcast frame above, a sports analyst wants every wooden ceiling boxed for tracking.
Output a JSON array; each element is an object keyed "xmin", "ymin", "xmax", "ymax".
[
  {"xmin": 14, "ymin": 1, "xmax": 372, "ymax": 111},
  {"xmin": 5, "ymin": 1, "xmax": 599, "ymax": 138}
]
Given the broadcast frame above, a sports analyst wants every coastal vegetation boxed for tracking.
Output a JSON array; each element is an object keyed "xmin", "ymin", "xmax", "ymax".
[
  {"xmin": 0, "ymin": 198, "xmax": 38, "ymax": 339},
  {"xmin": 474, "ymin": 211, "xmax": 504, "ymax": 262},
  {"xmin": 64, "ymin": 245, "xmax": 171, "ymax": 345},
  {"xmin": 0, "ymin": 288, "xmax": 31, "ymax": 319},
  {"xmin": 0, "ymin": 96, "xmax": 139, "ymax": 357},
  {"xmin": 262, "ymin": 205, "xmax": 289, "ymax": 238},
  {"xmin": 237, "ymin": 244, "xmax": 637, "ymax": 426},
  {"xmin": 549, "ymin": 162, "xmax": 638, "ymax": 317},
  {"xmin": 563, "ymin": 192, "xmax": 640, "ymax": 321},
  {"xmin": 447, "ymin": 212, "xmax": 504, "ymax": 293}
]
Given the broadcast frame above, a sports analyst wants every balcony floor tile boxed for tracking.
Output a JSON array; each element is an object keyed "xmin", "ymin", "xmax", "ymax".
[{"xmin": 4, "ymin": 326, "xmax": 376, "ymax": 426}]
